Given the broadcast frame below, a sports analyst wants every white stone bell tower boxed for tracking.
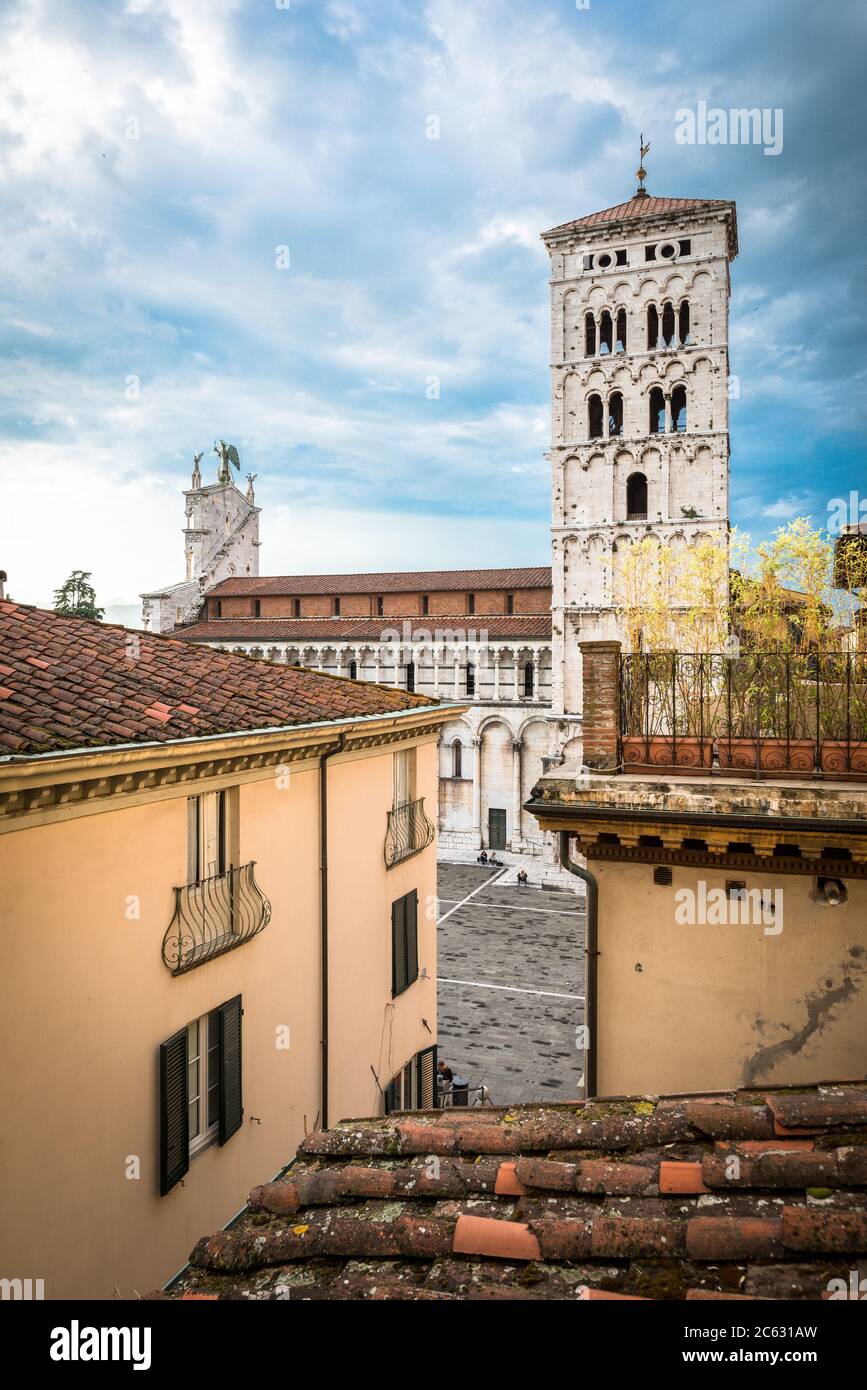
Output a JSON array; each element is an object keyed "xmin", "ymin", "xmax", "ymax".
[
  {"xmin": 141, "ymin": 448, "xmax": 261, "ymax": 632},
  {"xmin": 541, "ymin": 175, "xmax": 737, "ymax": 759}
]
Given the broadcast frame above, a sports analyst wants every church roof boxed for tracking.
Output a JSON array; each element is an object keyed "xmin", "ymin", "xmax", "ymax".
[
  {"xmin": 542, "ymin": 194, "xmax": 738, "ymax": 256},
  {"xmin": 0, "ymin": 601, "xmax": 441, "ymax": 757},
  {"xmin": 156, "ymin": 1080, "xmax": 867, "ymax": 1301},
  {"xmin": 207, "ymin": 567, "xmax": 552, "ymax": 598}
]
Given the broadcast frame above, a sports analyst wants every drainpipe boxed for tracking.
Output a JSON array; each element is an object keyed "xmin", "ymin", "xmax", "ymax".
[
  {"xmin": 320, "ymin": 734, "xmax": 345, "ymax": 1131},
  {"xmin": 559, "ymin": 830, "xmax": 599, "ymax": 1099}
]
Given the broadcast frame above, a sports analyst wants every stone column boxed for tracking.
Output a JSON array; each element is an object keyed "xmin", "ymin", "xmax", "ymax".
[
  {"xmin": 374, "ymin": 647, "xmax": 381, "ymax": 684},
  {"xmin": 513, "ymin": 648, "xmax": 520, "ymax": 701},
  {"xmin": 472, "ymin": 736, "xmax": 482, "ymax": 847},
  {"xmin": 532, "ymin": 652, "xmax": 540, "ymax": 701},
  {"xmin": 453, "ymin": 652, "xmax": 460, "ymax": 698},
  {"xmin": 493, "ymin": 649, "xmax": 500, "ymax": 701},
  {"xmin": 432, "ymin": 646, "xmax": 439, "ymax": 696},
  {"xmin": 579, "ymin": 639, "xmax": 621, "ymax": 770},
  {"xmin": 511, "ymin": 740, "xmax": 522, "ymax": 848}
]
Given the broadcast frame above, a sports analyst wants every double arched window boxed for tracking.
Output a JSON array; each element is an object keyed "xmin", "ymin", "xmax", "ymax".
[
  {"xmin": 588, "ymin": 392, "xmax": 623, "ymax": 439},
  {"xmin": 648, "ymin": 384, "xmax": 688, "ymax": 434}
]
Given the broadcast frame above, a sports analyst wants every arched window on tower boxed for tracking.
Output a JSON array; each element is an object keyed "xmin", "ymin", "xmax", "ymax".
[
  {"xmin": 649, "ymin": 386, "xmax": 666, "ymax": 434},
  {"xmin": 608, "ymin": 391, "xmax": 623, "ymax": 437},
  {"xmin": 647, "ymin": 304, "xmax": 659, "ymax": 350},
  {"xmin": 588, "ymin": 394, "xmax": 604, "ymax": 439},
  {"xmin": 599, "ymin": 310, "xmax": 613, "ymax": 355},
  {"xmin": 452, "ymin": 739, "xmax": 463, "ymax": 779},
  {"xmin": 679, "ymin": 300, "xmax": 690, "ymax": 345},
  {"xmin": 585, "ymin": 312, "xmax": 596, "ymax": 357},
  {"xmin": 616, "ymin": 308, "xmax": 627, "ymax": 353},
  {"xmin": 627, "ymin": 472, "xmax": 648, "ymax": 520},
  {"xmin": 466, "ymin": 662, "xmax": 475, "ymax": 696},
  {"xmin": 671, "ymin": 384, "xmax": 687, "ymax": 432},
  {"xmin": 523, "ymin": 662, "xmax": 534, "ymax": 697},
  {"xmin": 661, "ymin": 301, "xmax": 676, "ymax": 348}
]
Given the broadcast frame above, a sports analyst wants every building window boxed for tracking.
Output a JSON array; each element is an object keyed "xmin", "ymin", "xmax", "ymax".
[
  {"xmin": 159, "ymin": 994, "xmax": 243, "ymax": 1195},
  {"xmin": 406, "ymin": 661, "xmax": 415, "ymax": 693},
  {"xmin": 253, "ymin": 599, "xmax": 261, "ymax": 617},
  {"xmin": 452, "ymin": 739, "xmax": 462, "ymax": 778},
  {"xmin": 615, "ymin": 308, "xmax": 627, "ymax": 353},
  {"xmin": 393, "ymin": 747, "xmax": 416, "ymax": 809},
  {"xmin": 523, "ymin": 662, "xmax": 534, "ymax": 697},
  {"xmin": 467, "ymin": 593, "xmax": 475, "ymax": 615},
  {"xmin": 608, "ymin": 391, "xmax": 623, "ymax": 437},
  {"xmin": 349, "ymin": 659, "xmax": 358, "ymax": 680},
  {"xmin": 333, "ymin": 597, "xmax": 341, "ymax": 616},
  {"xmin": 649, "ymin": 386, "xmax": 666, "ymax": 434},
  {"xmin": 679, "ymin": 239, "xmax": 691, "ymax": 256},
  {"xmin": 214, "ymin": 599, "xmax": 222, "ymax": 617},
  {"xmin": 627, "ymin": 472, "xmax": 648, "ymax": 520},
  {"xmin": 599, "ymin": 310, "xmax": 613, "ymax": 355},
  {"xmin": 376, "ymin": 596, "xmax": 384, "ymax": 617},
  {"xmin": 671, "ymin": 384, "xmax": 687, "ymax": 432},
  {"xmin": 584, "ymin": 312, "xmax": 596, "ymax": 357},
  {"xmin": 384, "ymin": 1044, "xmax": 437, "ymax": 1114},
  {"xmin": 466, "ymin": 661, "xmax": 475, "ymax": 696},
  {"xmin": 588, "ymin": 393, "xmax": 604, "ymax": 439},
  {"xmin": 422, "ymin": 595, "xmax": 429, "ymax": 615},
  {"xmin": 506, "ymin": 593, "xmax": 514, "ymax": 615},
  {"xmin": 679, "ymin": 300, "xmax": 690, "ymax": 345},
  {"xmin": 187, "ymin": 790, "xmax": 228, "ymax": 884},
  {"xmin": 647, "ymin": 303, "xmax": 659, "ymax": 350},
  {"xmin": 391, "ymin": 890, "xmax": 419, "ymax": 998},
  {"xmin": 294, "ymin": 598, "xmax": 301, "ymax": 617},
  {"xmin": 661, "ymin": 301, "xmax": 676, "ymax": 348}
]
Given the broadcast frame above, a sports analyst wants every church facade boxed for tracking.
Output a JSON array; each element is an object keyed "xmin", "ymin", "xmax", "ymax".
[{"xmin": 142, "ymin": 184, "xmax": 735, "ymax": 859}]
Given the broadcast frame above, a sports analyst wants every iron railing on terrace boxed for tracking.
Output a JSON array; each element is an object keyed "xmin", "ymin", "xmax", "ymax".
[
  {"xmin": 384, "ymin": 797, "xmax": 436, "ymax": 868},
  {"xmin": 619, "ymin": 651, "xmax": 867, "ymax": 778},
  {"xmin": 162, "ymin": 861, "xmax": 272, "ymax": 974}
]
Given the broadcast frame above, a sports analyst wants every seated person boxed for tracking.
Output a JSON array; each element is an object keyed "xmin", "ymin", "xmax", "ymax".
[
  {"xmin": 517, "ymin": 868, "xmax": 529, "ymax": 886},
  {"xmin": 477, "ymin": 849, "xmax": 488, "ymax": 863}
]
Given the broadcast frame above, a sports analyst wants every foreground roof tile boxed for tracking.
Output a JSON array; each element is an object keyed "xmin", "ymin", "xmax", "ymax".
[{"xmin": 162, "ymin": 1082, "xmax": 867, "ymax": 1300}]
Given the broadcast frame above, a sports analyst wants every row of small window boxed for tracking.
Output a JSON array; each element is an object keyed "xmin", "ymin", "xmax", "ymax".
[
  {"xmin": 346, "ymin": 661, "xmax": 537, "ymax": 697},
  {"xmin": 224, "ymin": 593, "xmax": 515, "ymax": 620},
  {"xmin": 584, "ymin": 301, "xmax": 690, "ymax": 358},
  {"xmin": 586, "ymin": 385, "xmax": 687, "ymax": 439},
  {"xmin": 581, "ymin": 240, "xmax": 691, "ymax": 273}
]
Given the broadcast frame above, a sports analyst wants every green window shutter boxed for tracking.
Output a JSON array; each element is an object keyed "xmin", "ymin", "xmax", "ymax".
[
  {"xmin": 218, "ymin": 994, "xmax": 243, "ymax": 1144},
  {"xmin": 391, "ymin": 897, "xmax": 406, "ymax": 996},
  {"xmin": 405, "ymin": 889, "xmax": 418, "ymax": 987},
  {"xmin": 416, "ymin": 1044, "xmax": 437, "ymax": 1110},
  {"xmin": 159, "ymin": 1028, "xmax": 189, "ymax": 1196}
]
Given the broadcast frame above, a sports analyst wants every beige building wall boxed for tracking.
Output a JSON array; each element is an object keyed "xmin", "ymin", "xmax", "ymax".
[
  {"xmin": 0, "ymin": 732, "xmax": 439, "ymax": 1300},
  {"xmin": 594, "ymin": 860, "xmax": 867, "ymax": 1097}
]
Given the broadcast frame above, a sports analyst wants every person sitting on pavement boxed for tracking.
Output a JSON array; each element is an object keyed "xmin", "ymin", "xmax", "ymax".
[
  {"xmin": 477, "ymin": 849, "xmax": 488, "ymax": 863},
  {"xmin": 517, "ymin": 868, "xmax": 529, "ymax": 886}
]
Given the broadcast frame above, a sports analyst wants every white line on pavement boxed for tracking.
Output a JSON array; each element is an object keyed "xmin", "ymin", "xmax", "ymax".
[
  {"xmin": 439, "ymin": 977, "xmax": 584, "ymax": 1001},
  {"xmin": 436, "ymin": 867, "xmax": 510, "ymax": 925},
  {"xmin": 437, "ymin": 899, "xmax": 581, "ymax": 918}
]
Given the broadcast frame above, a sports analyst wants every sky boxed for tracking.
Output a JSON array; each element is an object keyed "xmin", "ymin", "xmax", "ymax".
[{"xmin": 0, "ymin": 0, "xmax": 865, "ymax": 619}]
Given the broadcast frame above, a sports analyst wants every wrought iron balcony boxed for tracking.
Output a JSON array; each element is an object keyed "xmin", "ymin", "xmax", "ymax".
[
  {"xmin": 162, "ymin": 861, "xmax": 272, "ymax": 975},
  {"xmin": 384, "ymin": 797, "xmax": 436, "ymax": 868},
  {"xmin": 619, "ymin": 651, "xmax": 867, "ymax": 779}
]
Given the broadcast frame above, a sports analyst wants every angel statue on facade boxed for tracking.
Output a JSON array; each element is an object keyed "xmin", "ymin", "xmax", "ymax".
[{"xmin": 214, "ymin": 439, "xmax": 241, "ymax": 484}]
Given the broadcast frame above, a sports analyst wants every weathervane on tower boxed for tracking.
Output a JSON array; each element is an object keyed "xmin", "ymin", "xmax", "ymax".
[{"xmin": 636, "ymin": 133, "xmax": 651, "ymax": 197}]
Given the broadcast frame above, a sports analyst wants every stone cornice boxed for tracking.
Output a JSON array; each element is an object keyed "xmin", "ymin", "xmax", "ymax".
[{"xmin": 0, "ymin": 709, "xmax": 454, "ymax": 832}]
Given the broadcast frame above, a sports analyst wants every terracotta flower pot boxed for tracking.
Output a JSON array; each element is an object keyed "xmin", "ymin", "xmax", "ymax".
[
  {"xmin": 820, "ymin": 740, "xmax": 867, "ymax": 774},
  {"xmin": 717, "ymin": 738, "xmax": 816, "ymax": 772},
  {"xmin": 622, "ymin": 735, "xmax": 712, "ymax": 769}
]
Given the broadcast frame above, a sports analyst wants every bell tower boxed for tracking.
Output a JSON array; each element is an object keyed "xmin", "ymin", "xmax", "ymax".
[{"xmin": 541, "ymin": 173, "xmax": 737, "ymax": 757}]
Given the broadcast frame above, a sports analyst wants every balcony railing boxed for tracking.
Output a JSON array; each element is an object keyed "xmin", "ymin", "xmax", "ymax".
[
  {"xmin": 384, "ymin": 797, "xmax": 436, "ymax": 868},
  {"xmin": 619, "ymin": 652, "xmax": 867, "ymax": 779},
  {"xmin": 162, "ymin": 861, "xmax": 272, "ymax": 975}
]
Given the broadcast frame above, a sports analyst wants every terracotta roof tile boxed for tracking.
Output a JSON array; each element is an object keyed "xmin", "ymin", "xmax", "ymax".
[
  {"xmin": 0, "ymin": 603, "xmax": 442, "ymax": 756},
  {"xmin": 542, "ymin": 195, "xmax": 736, "ymax": 240},
  {"xmin": 205, "ymin": 567, "xmax": 552, "ymax": 598},
  {"xmin": 162, "ymin": 1081, "xmax": 867, "ymax": 1301}
]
